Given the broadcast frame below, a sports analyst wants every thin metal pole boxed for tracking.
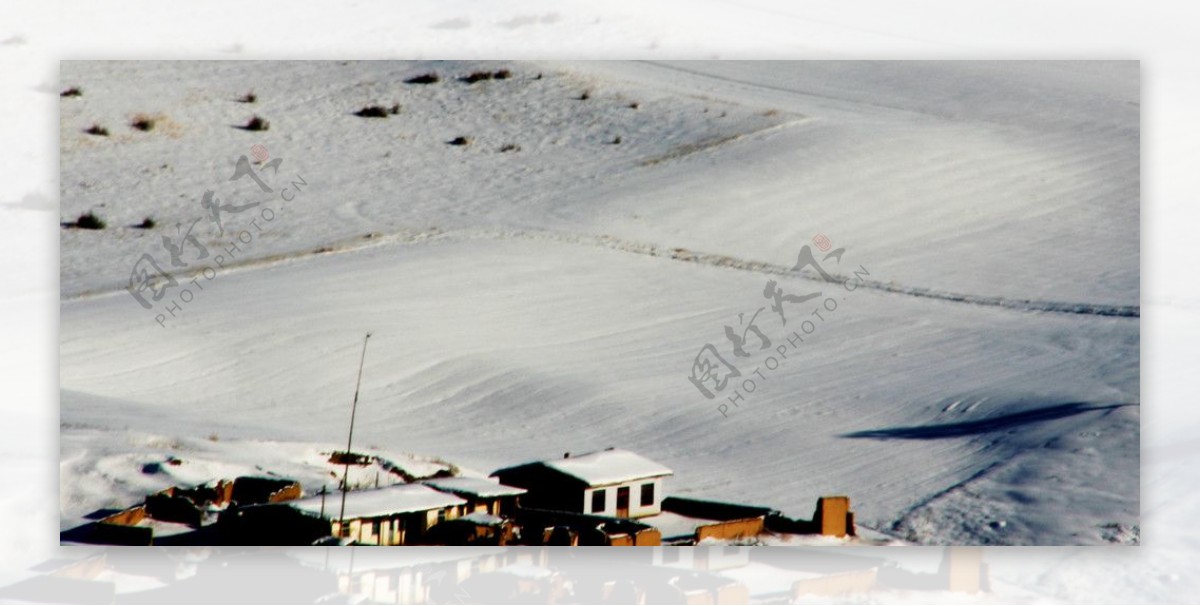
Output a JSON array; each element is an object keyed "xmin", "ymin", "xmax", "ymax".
[{"xmin": 338, "ymin": 332, "xmax": 372, "ymax": 537}]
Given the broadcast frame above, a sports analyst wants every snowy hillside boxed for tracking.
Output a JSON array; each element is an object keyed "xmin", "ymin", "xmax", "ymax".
[{"xmin": 59, "ymin": 60, "xmax": 1138, "ymax": 546}]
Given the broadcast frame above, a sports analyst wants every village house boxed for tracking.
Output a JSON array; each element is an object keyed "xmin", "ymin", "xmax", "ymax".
[
  {"xmin": 491, "ymin": 448, "xmax": 672, "ymax": 518},
  {"xmin": 284, "ymin": 483, "xmax": 468, "ymax": 545},
  {"xmin": 65, "ymin": 448, "xmax": 860, "ymax": 547},
  {"xmin": 420, "ymin": 476, "xmax": 527, "ymax": 516}
]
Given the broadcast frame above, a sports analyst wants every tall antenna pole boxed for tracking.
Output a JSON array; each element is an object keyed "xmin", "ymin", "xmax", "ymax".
[{"xmin": 338, "ymin": 332, "xmax": 372, "ymax": 538}]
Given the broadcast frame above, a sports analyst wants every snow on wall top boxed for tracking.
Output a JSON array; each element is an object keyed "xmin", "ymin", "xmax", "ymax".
[
  {"xmin": 460, "ymin": 511, "xmax": 506, "ymax": 527},
  {"xmin": 288, "ymin": 484, "xmax": 466, "ymax": 520},
  {"xmin": 420, "ymin": 476, "xmax": 527, "ymax": 498},
  {"xmin": 542, "ymin": 449, "xmax": 672, "ymax": 487}
]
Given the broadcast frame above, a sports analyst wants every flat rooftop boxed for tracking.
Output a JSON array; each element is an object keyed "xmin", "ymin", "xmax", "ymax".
[{"xmin": 288, "ymin": 484, "xmax": 466, "ymax": 520}]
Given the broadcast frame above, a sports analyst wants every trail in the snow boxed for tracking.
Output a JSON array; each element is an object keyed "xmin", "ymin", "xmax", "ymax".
[
  {"xmin": 638, "ymin": 60, "xmax": 957, "ymax": 121},
  {"xmin": 505, "ymin": 229, "xmax": 1140, "ymax": 318},
  {"xmin": 66, "ymin": 224, "xmax": 1140, "ymax": 319}
]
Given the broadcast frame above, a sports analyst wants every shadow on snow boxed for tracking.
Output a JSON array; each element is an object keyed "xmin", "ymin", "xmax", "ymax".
[{"xmin": 839, "ymin": 402, "xmax": 1132, "ymax": 441}]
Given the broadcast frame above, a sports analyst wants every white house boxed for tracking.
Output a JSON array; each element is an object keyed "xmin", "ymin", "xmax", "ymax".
[
  {"xmin": 490, "ymin": 449, "xmax": 673, "ymax": 518},
  {"xmin": 287, "ymin": 483, "xmax": 468, "ymax": 545}
]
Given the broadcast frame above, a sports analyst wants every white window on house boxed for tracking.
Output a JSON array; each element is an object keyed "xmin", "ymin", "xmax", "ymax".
[
  {"xmin": 640, "ymin": 483, "xmax": 655, "ymax": 506},
  {"xmin": 591, "ymin": 488, "xmax": 606, "ymax": 513}
]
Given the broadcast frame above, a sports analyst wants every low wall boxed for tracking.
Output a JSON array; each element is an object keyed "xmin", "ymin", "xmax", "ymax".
[
  {"xmin": 232, "ymin": 477, "xmax": 302, "ymax": 505},
  {"xmin": 695, "ymin": 517, "xmax": 764, "ymax": 542},
  {"xmin": 764, "ymin": 496, "xmax": 856, "ymax": 537},
  {"xmin": 217, "ymin": 504, "xmax": 331, "ymax": 545},
  {"xmin": 608, "ymin": 527, "xmax": 663, "ymax": 546},
  {"xmin": 661, "ymin": 496, "xmax": 771, "ymax": 543},
  {"xmin": 516, "ymin": 508, "xmax": 661, "ymax": 546},
  {"xmin": 172, "ymin": 480, "xmax": 235, "ymax": 508},
  {"xmin": 661, "ymin": 497, "xmax": 774, "ymax": 521},
  {"xmin": 145, "ymin": 492, "xmax": 204, "ymax": 527},
  {"xmin": 100, "ymin": 505, "xmax": 146, "ymax": 526}
]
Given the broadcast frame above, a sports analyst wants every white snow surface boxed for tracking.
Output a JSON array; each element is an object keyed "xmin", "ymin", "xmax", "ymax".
[{"xmin": 58, "ymin": 60, "xmax": 1139, "ymax": 547}]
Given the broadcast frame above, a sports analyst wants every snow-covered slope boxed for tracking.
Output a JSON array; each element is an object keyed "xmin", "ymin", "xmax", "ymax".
[{"xmin": 59, "ymin": 60, "xmax": 1138, "ymax": 545}]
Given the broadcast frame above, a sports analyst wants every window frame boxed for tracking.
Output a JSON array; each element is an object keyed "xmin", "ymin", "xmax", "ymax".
[
  {"xmin": 591, "ymin": 488, "xmax": 607, "ymax": 513},
  {"xmin": 640, "ymin": 482, "xmax": 655, "ymax": 507}
]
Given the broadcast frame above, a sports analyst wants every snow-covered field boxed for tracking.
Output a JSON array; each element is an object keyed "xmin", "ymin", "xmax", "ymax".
[{"xmin": 59, "ymin": 60, "xmax": 1138, "ymax": 546}]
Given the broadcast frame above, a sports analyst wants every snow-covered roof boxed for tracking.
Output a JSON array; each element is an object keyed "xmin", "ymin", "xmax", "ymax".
[
  {"xmin": 541, "ymin": 449, "xmax": 672, "ymax": 486},
  {"xmin": 421, "ymin": 476, "xmax": 527, "ymax": 498},
  {"xmin": 287, "ymin": 484, "xmax": 466, "ymax": 520}
]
